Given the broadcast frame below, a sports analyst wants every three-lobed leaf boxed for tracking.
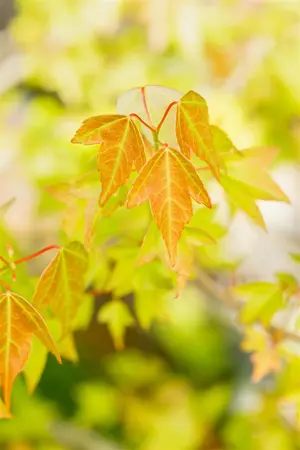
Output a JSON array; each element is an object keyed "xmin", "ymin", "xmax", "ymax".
[
  {"xmin": 32, "ymin": 242, "xmax": 88, "ymax": 335},
  {"xmin": 233, "ymin": 282, "xmax": 284, "ymax": 326},
  {"xmin": 98, "ymin": 299, "xmax": 134, "ymax": 350},
  {"xmin": 72, "ymin": 115, "xmax": 146, "ymax": 205},
  {"xmin": 0, "ymin": 291, "xmax": 61, "ymax": 410},
  {"xmin": 176, "ymin": 90, "xmax": 221, "ymax": 179},
  {"xmin": 127, "ymin": 146, "xmax": 212, "ymax": 265}
]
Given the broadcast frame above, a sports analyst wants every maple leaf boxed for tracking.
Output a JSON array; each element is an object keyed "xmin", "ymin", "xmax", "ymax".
[
  {"xmin": 251, "ymin": 348, "xmax": 282, "ymax": 382},
  {"xmin": 224, "ymin": 146, "xmax": 290, "ymax": 203},
  {"xmin": 220, "ymin": 146, "xmax": 290, "ymax": 228},
  {"xmin": 176, "ymin": 90, "xmax": 221, "ymax": 179},
  {"xmin": 241, "ymin": 327, "xmax": 282, "ymax": 382},
  {"xmin": 0, "ymin": 291, "xmax": 61, "ymax": 410},
  {"xmin": 71, "ymin": 115, "xmax": 146, "ymax": 205},
  {"xmin": 98, "ymin": 299, "xmax": 134, "ymax": 350},
  {"xmin": 32, "ymin": 242, "xmax": 88, "ymax": 335},
  {"xmin": 127, "ymin": 146, "xmax": 212, "ymax": 266},
  {"xmin": 233, "ymin": 282, "xmax": 284, "ymax": 326}
]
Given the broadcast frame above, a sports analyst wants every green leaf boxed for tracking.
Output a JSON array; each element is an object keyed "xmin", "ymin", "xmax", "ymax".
[
  {"xmin": 220, "ymin": 175, "xmax": 266, "ymax": 229},
  {"xmin": 137, "ymin": 221, "xmax": 162, "ymax": 265},
  {"xmin": 276, "ymin": 272, "xmax": 298, "ymax": 299},
  {"xmin": 234, "ymin": 282, "xmax": 284, "ymax": 325},
  {"xmin": 211, "ymin": 125, "xmax": 237, "ymax": 156},
  {"xmin": 23, "ymin": 337, "xmax": 48, "ymax": 394},
  {"xmin": 105, "ymin": 248, "xmax": 139, "ymax": 297},
  {"xmin": 290, "ymin": 253, "xmax": 300, "ymax": 264},
  {"xmin": 224, "ymin": 146, "xmax": 290, "ymax": 203},
  {"xmin": 134, "ymin": 290, "xmax": 168, "ymax": 330},
  {"xmin": 32, "ymin": 241, "xmax": 88, "ymax": 335},
  {"xmin": 98, "ymin": 300, "xmax": 134, "ymax": 350}
]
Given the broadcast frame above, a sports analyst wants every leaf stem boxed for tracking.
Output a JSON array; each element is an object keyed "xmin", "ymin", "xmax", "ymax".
[
  {"xmin": 0, "ymin": 279, "xmax": 10, "ymax": 292},
  {"xmin": 14, "ymin": 245, "xmax": 61, "ymax": 265},
  {"xmin": 130, "ymin": 113, "xmax": 156, "ymax": 133},
  {"xmin": 156, "ymin": 101, "xmax": 178, "ymax": 133},
  {"xmin": 0, "ymin": 255, "xmax": 10, "ymax": 267},
  {"xmin": 141, "ymin": 87, "xmax": 153, "ymax": 127}
]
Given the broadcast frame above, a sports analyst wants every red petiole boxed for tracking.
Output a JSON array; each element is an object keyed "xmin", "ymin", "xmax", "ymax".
[
  {"xmin": 130, "ymin": 113, "xmax": 156, "ymax": 133},
  {"xmin": 156, "ymin": 101, "xmax": 178, "ymax": 133},
  {"xmin": 131, "ymin": 96, "xmax": 178, "ymax": 150},
  {"xmin": 13, "ymin": 245, "xmax": 61, "ymax": 265},
  {"xmin": 141, "ymin": 87, "xmax": 153, "ymax": 127},
  {"xmin": 0, "ymin": 279, "xmax": 11, "ymax": 292}
]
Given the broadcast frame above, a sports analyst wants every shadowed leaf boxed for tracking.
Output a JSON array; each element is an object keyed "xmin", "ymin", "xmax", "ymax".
[{"xmin": 98, "ymin": 300, "xmax": 134, "ymax": 350}]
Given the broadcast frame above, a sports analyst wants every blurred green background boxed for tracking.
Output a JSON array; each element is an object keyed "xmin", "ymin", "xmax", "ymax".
[{"xmin": 0, "ymin": 0, "xmax": 300, "ymax": 449}]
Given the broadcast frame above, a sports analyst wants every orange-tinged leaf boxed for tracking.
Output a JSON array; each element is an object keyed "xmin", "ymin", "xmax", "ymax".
[
  {"xmin": 127, "ymin": 147, "xmax": 211, "ymax": 266},
  {"xmin": 0, "ymin": 291, "xmax": 61, "ymax": 409},
  {"xmin": 0, "ymin": 398, "xmax": 11, "ymax": 419},
  {"xmin": 176, "ymin": 90, "xmax": 221, "ymax": 179},
  {"xmin": 32, "ymin": 242, "xmax": 88, "ymax": 335},
  {"xmin": 251, "ymin": 348, "xmax": 282, "ymax": 382},
  {"xmin": 72, "ymin": 115, "xmax": 146, "ymax": 205},
  {"xmin": 71, "ymin": 115, "xmax": 125, "ymax": 145}
]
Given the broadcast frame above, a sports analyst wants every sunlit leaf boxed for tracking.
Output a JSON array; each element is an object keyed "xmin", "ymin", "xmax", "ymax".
[
  {"xmin": 98, "ymin": 300, "xmax": 134, "ymax": 350},
  {"xmin": 220, "ymin": 175, "xmax": 266, "ymax": 229},
  {"xmin": 105, "ymin": 247, "xmax": 138, "ymax": 297},
  {"xmin": 0, "ymin": 398, "xmax": 11, "ymax": 419},
  {"xmin": 127, "ymin": 146, "xmax": 211, "ymax": 266},
  {"xmin": 71, "ymin": 115, "xmax": 146, "ymax": 204},
  {"xmin": 101, "ymin": 185, "xmax": 129, "ymax": 218},
  {"xmin": 224, "ymin": 146, "xmax": 290, "ymax": 203},
  {"xmin": 137, "ymin": 221, "xmax": 162, "ymax": 265},
  {"xmin": 276, "ymin": 272, "xmax": 299, "ymax": 299},
  {"xmin": 0, "ymin": 291, "xmax": 61, "ymax": 409},
  {"xmin": 234, "ymin": 282, "xmax": 284, "ymax": 326},
  {"xmin": 23, "ymin": 337, "xmax": 48, "ymax": 394},
  {"xmin": 211, "ymin": 125, "xmax": 238, "ymax": 156},
  {"xmin": 59, "ymin": 333, "xmax": 79, "ymax": 363},
  {"xmin": 134, "ymin": 290, "xmax": 168, "ymax": 329},
  {"xmin": 174, "ymin": 237, "xmax": 195, "ymax": 297},
  {"xmin": 290, "ymin": 253, "xmax": 300, "ymax": 264},
  {"xmin": 250, "ymin": 348, "xmax": 282, "ymax": 382},
  {"xmin": 241, "ymin": 327, "xmax": 282, "ymax": 382},
  {"xmin": 32, "ymin": 242, "xmax": 88, "ymax": 335},
  {"xmin": 176, "ymin": 90, "xmax": 221, "ymax": 179}
]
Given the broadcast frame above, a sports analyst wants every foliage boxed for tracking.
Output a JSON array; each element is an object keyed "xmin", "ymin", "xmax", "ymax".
[{"xmin": 1, "ymin": 0, "xmax": 300, "ymax": 449}]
